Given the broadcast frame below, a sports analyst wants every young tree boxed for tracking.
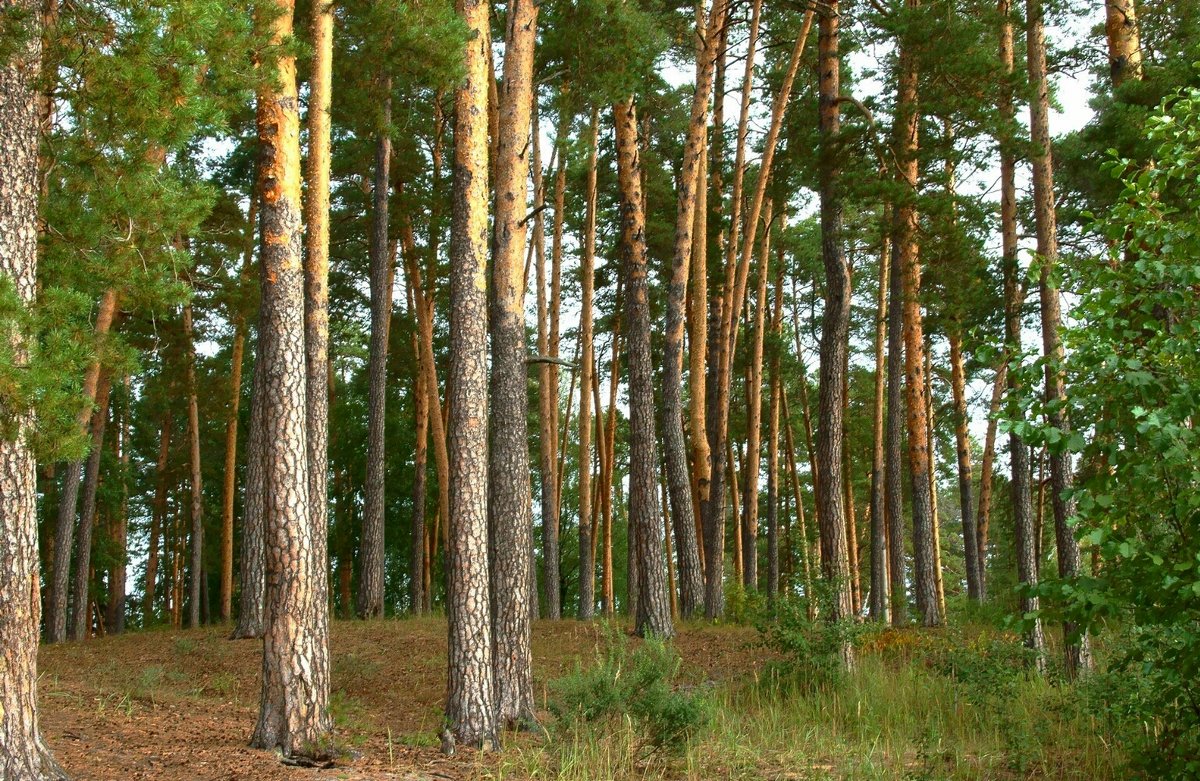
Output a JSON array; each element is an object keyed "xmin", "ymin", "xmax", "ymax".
[
  {"xmin": 249, "ymin": 0, "xmax": 333, "ymax": 755},
  {"xmin": 868, "ymin": 217, "xmax": 891, "ymax": 622},
  {"xmin": 443, "ymin": 0, "xmax": 497, "ymax": 751},
  {"xmin": 614, "ymin": 96, "xmax": 673, "ymax": 640},
  {"xmin": 577, "ymin": 108, "xmax": 599, "ymax": 621},
  {"xmin": 183, "ymin": 304, "xmax": 204, "ymax": 629},
  {"xmin": 0, "ymin": 2, "xmax": 68, "ymax": 770}
]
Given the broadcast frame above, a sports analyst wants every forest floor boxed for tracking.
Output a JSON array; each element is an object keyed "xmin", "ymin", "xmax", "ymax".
[{"xmin": 38, "ymin": 617, "xmax": 1122, "ymax": 780}]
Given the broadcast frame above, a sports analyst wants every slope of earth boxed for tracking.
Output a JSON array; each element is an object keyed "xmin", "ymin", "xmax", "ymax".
[{"xmin": 37, "ymin": 618, "xmax": 765, "ymax": 781}]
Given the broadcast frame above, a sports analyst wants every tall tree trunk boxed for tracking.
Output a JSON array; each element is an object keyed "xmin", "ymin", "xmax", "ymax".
[
  {"xmin": 1026, "ymin": 0, "xmax": 1091, "ymax": 677},
  {"xmin": 975, "ymin": 363, "xmax": 1006, "ymax": 600},
  {"xmin": 925, "ymin": 348, "xmax": 946, "ymax": 620},
  {"xmin": 949, "ymin": 330, "xmax": 982, "ymax": 601},
  {"xmin": 543, "ymin": 117, "xmax": 567, "ymax": 617},
  {"xmin": 614, "ymin": 97, "xmax": 673, "ymax": 640},
  {"xmin": 231, "ymin": 333, "xmax": 266, "ymax": 639},
  {"xmin": 411, "ymin": 318, "xmax": 430, "ymax": 613},
  {"xmin": 304, "ymin": 0, "xmax": 333, "ymax": 688},
  {"xmin": 249, "ymin": 0, "xmax": 333, "ymax": 754},
  {"xmin": 998, "ymin": 0, "xmax": 1046, "ymax": 668},
  {"xmin": 869, "ymin": 217, "xmax": 891, "ymax": 622},
  {"xmin": 741, "ymin": 202, "xmax": 773, "ymax": 591},
  {"xmin": 1105, "ymin": 0, "xmax": 1142, "ymax": 86},
  {"xmin": 444, "ymin": 0, "xmax": 497, "ymax": 751},
  {"xmin": 894, "ymin": 0, "xmax": 940, "ymax": 627},
  {"xmin": 358, "ymin": 95, "xmax": 393, "ymax": 620},
  {"xmin": 815, "ymin": 0, "xmax": 855, "ymax": 655},
  {"xmin": 47, "ymin": 288, "xmax": 120, "ymax": 643},
  {"xmin": 183, "ymin": 304, "xmax": 204, "ymax": 630},
  {"xmin": 488, "ymin": 0, "xmax": 538, "ymax": 729},
  {"xmin": 577, "ymin": 108, "xmax": 599, "ymax": 621},
  {"xmin": 534, "ymin": 104, "xmax": 562, "ymax": 621},
  {"xmin": 0, "ymin": 11, "xmax": 67, "ymax": 765},
  {"xmin": 662, "ymin": 0, "xmax": 724, "ymax": 620},
  {"xmin": 781, "ymin": 388, "xmax": 816, "ymax": 618},
  {"xmin": 70, "ymin": 372, "xmax": 114, "ymax": 640},
  {"xmin": 689, "ymin": 89, "xmax": 710, "ymax": 581}
]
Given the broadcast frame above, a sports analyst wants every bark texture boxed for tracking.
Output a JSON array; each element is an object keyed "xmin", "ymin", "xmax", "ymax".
[
  {"xmin": 444, "ymin": 0, "xmax": 497, "ymax": 751},
  {"xmin": 70, "ymin": 372, "xmax": 113, "ymax": 640},
  {"xmin": 949, "ymin": 331, "xmax": 982, "ymax": 601},
  {"xmin": 231, "ymin": 334, "xmax": 266, "ymax": 639},
  {"xmin": 869, "ymin": 221, "xmax": 891, "ymax": 622},
  {"xmin": 0, "ymin": 6, "xmax": 68, "ymax": 770},
  {"xmin": 1105, "ymin": 0, "xmax": 1142, "ymax": 86},
  {"xmin": 576, "ymin": 109, "xmax": 599, "ymax": 621},
  {"xmin": 615, "ymin": 97, "xmax": 673, "ymax": 639},
  {"xmin": 488, "ymin": 0, "xmax": 538, "ymax": 729},
  {"xmin": 249, "ymin": 0, "xmax": 333, "ymax": 754}
]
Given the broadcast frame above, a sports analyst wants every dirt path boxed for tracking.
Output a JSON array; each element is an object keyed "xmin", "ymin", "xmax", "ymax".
[{"xmin": 38, "ymin": 618, "xmax": 764, "ymax": 780}]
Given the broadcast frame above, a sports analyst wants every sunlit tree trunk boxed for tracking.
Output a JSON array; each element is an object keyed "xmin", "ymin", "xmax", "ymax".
[
  {"xmin": 741, "ymin": 202, "xmax": 774, "ymax": 591},
  {"xmin": 488, "ymin": 0, "xmax": 538, "ymax": 728},
  {"xmin": 894, "ymin": 0, "xmax": 940, "ymax": 627},
  {"xmin": 444, "ymin": 0, "xmax": 497, "ymax": 751},
  {"xmin": 1105, "ymin": 0, "xmax": 1142, "ymax": 86},
  {"xmin": 1026, "ymin": 0, "xmax": 1091, "ymax": 677},
  {"xmin": 765, "ymin": 262, "xmax": 784, "ymax": 608}
]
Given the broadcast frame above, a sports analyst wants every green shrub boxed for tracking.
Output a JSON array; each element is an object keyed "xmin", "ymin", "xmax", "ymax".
[
  {"xmin": 760, "ymin": 593, "xmax": 874, "ymax": 686},
  {"xmin": 549, "ymin": 626, "xmax": 710, "ymax": 754}
]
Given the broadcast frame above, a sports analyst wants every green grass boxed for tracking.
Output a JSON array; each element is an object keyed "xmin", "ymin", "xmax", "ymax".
[{"xmin": 488, "ymin": 624, "xmax": 1123, "ymax": 781}]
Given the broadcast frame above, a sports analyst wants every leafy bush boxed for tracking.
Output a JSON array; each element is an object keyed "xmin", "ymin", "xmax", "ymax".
[
  {"xmin": 549, "ymin": 626, "xmax": 710, "ymax": 754},
  {"xmin": 760, "ymin": 593, "xmax": 874, "ymax": 686}
]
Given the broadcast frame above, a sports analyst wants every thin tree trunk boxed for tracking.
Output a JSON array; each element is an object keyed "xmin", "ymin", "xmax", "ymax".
[
  {"xmin": 895, "ymin": 0, "xmax": 940, "ymax": 627},
  {"xmin": 47, "ymin": 287, "xmax": 120, "ymax": 643},
  {"xmin": 781, "ymin": 388, "xmax": 816, "ymax": 619},
  {"xmin": 741, "ymin": 201, "xmax": 774, "ymax": 591},
  {"xmin": 444, "ymin": 0, "xmax": 497, "ymax": 750},
  {"xmin": 976, "ymin": 362, "xmax": 1006, "ymax": 600},
  {"xmin": 70, "ymin": 372, "xmax": 113, "ymax": 640},
  {"xmin": 106, "ymin": 374, "xmax": 132, "ymax": 634},
  {"xmin": 949, "ymin": 330, "xmax": 982, "ymax": 601},
  {"xmin": 220, "ymin": 207, "xmax": 254, "ymax": 622},
  {"xmin": 1026, "ymin": 0, "xmax": 1091, "ymax": 677},
  {"xmin": 231, "ymin": 332, "xmax": 266, "ymax": 640},
  {"xmin": 689, "ymin": 90, "xmax": 710, "ymax": 581},
  {"xmin": 999, "ymin": 0, "xmax": 1046, "ymax": 668},
  {"xmin": 145, "ymin": 414, "xmax": 172, "ymax": 625},
  {"xmin": 884, "ymin": 236, "xmax": 907, "ymax": 626},
  {"xmin": 182, "ymin": 304, "xmax": 204, "ymax": 630},
  {"xmin": 358, "ymin": 95, "xmax": 393, "ymax": 620},
  {"xmin": 765, "ymin": 263, "xmax": 784, "ymax": 608},
  {"xmin": 250, "ymin": 0, "xmax": 333, "ymax": 753},
  {"xmin": 577, "ymin": 108, "xmax": 599, "ymax": 621},
  {"xmin": 0, "ymin": 13, "xmax": 67, "ymax": 763},
  {"xmin": 488, "ymin": 0, "xmax": 538, "ymax": 728},
  {"xmin": 663, "ymin": 0, "xmax": 725, "ymax": 619},
  {"xmin": 614, "ymin": 97, "xmax": 673, "ymax": 639},
  {"xmin": 925, "ymin": 347, "xmax": 946, "ymax": 620},
  {"xmin": 869, "ymin": 217, "xmax": 891, "ymax": 622},
  {"xmin": 815, "ymin": 0, "xmax": 855, "ymax": 654}
]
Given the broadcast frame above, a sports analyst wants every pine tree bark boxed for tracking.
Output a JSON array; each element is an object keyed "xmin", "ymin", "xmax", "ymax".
[
  {"xmin": 105, "ymin": 375, "xmax": 132, "ymax": 634},
  {"xmin": 304, "ymin": 0, "xmax": 333, "ymax": 658},
  {"xmin": 1026, "ymin": 0, "xmax": 1091, "ymax": 677},
  {"xmin": 145, "ymin": 413, "xmax": 172, "ymax": 625},
  {"xmin": 765, "ymin": 263, "xmax": 784, "ymax": 607},
  {"xmin": 358, "ymin": 95, "xmax": 393, "ymax": 620},
  {"xmin": 869, "ymin": 218, "xmax": 891, "ymax": 622},
  {"xmin": 999, "ymin": 0, "xmax": 1045, "ymax": 668},
  {"xmin": 70, "ymin": 371, "xmax": 113, "ymax": 640},
  {"xmin": 894, "ymin": 0, "xmax": 940, "ymax": 627},
  {"xmin": 1105, "ymin": 0, "xmax": 1142, "ymax": 86},
  {"xmin": 249, "ymin": 0, "xmax": 333, "ymax": 753},
  {"xmin": 444, "ymin": 0, "xmax": 498, "ymax": 751},
  {"xmin": 231, "ymin": 333, "xmax": 266, "ymax": 639},
  {"xmin": 949, "ymin": 330, "xmax": 982, "ymax": 601},
  {"xmin": 47, "ymin": 287, "xmax": 119, "ymax": 643},
  {"xmin": 577, "ymin": 108, "xmax": 599, "ymax": 621},
  {"xmin": 182, "ymin": 304, "xmax": 205, "ymax": 629},
  {"xmin": 781, "ymin": 388, "xmax": 816, "ymax": 617},
  {"xmin": 488, "ymin": 0, "xmax": 538, "ymax": 729},
  {"xmin": 614, "ymin": 97, "xmax": 673, "ymax": 639},
  {"xmin": 1, "ymin": 11, "xmax": 68, "ymax": 767},
  {"xmin": 925, "ymin": 348, "xmax": 946, "ymax": 620},
  {"xmin": 815, "ymin": 1, "xmax": 855, "ymax": 649},
  {"xmin": 662, "ymin": 0, "xmax": 725, "ymax": 619}
]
